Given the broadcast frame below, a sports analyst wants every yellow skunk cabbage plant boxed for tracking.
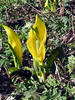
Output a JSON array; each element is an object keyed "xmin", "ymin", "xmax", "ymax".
[
  {"xmin": 44, "ymin": 0, "xmax": 57, "ymax": 12},
  {"xmin": 27, "ymin": 15, "xmax": 47, "ymax": 82},
  {"xmin": 2, "ymin": 25, "xmax": 22, "ymax": 70},
  {"xmin": 27, "ymin": 14, "xmax": 47, "ymax": 65},
  {"xmin": 44, "ymin": 0, "xmax": 49, "ymax": 7}
]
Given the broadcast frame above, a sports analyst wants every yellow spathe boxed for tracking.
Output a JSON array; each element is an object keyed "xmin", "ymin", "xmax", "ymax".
[
  {"xmin": 2, "ymin": 25, "xmax": 22, "ymax": 65},
  {"xmin": 44, "ymin": 0, "xmax": 49, "ymax": 7},
  {"xmin": 27, "ymin": 15, "xmax": 47, "ymax": 65}
]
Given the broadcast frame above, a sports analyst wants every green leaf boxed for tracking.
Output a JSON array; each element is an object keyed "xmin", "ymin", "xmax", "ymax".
[
  {"xmin": 40, "ymin": 96, "xmax": 47, "ymax": 100},
  {"xmin": 45, "ymin": 47, "xmax": 60, "ymax": 74},
  {"xmin": 7, "ymin": 67, "xmax": 19, "ymax": 74},
  {"xmin": 0, "ymin": 59, "xmax": 5, "ymax": 67},
  {"xmin": 8, "ymin": 43, "xmax": 20, "ymax": 68},
  {"xmin": 0, "ymin": 39, "xmax": 2, "ymax": 50},
  {"xmin": 68, "ymin": 55, "xmax": 75, "ymax": 73}
]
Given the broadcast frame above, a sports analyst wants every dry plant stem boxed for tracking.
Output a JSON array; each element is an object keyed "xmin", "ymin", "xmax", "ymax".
[
  {"xmin": 54, "ymin": 61, "xmax": 61, "ymax": 81},
  {"xmin": 6, "ymin": 3, "xmax": 45, "ymax": 23},
  {"xmin": 57, "ymin": 58, "xmax": 64, "ymax": 71},
  {"xmin": 6, "ymin": 2, "xmax": 55, "ymax": 23},
  {"xmin": 0, "ymin": 94, "xmax": 2, "ymax": 100},
  {"xmin": 59, "ymin": 0, "xmax": 64, "ymax": 16},
  {"xmin": 26, "ymin": 2, "xmax": 48, "ymax": 18},
  {"xmin": 37, "ymin": 0, "xmax": 42, "ymax": 8},
  {"xmin": 6, "ymin": 17, "xmax": 31, "ymax": 23},
  {"xmin": 26, "ymin": 3, "xmax": 56, "ymax": 23}
]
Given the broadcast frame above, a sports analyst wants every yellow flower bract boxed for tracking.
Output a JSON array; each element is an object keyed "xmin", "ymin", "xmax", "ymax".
[
  {"xmin": 2, "ymin": 25, "xmax": 22, "ymax": 65},
  {"xmin": 27, "ymin": 15, "xmax": 47, "ymax": 65}
]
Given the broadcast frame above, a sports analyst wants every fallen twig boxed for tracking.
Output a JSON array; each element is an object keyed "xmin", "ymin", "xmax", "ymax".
[{"xmin": 54, "ymin": 61, "xmax": 61, "ymax": 81}]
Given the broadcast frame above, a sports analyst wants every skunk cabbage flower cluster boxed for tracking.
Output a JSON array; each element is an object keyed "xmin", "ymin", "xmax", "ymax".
[{"xmin": 27, "ymin": 15, "xmax": 47, "ymax": 65}]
